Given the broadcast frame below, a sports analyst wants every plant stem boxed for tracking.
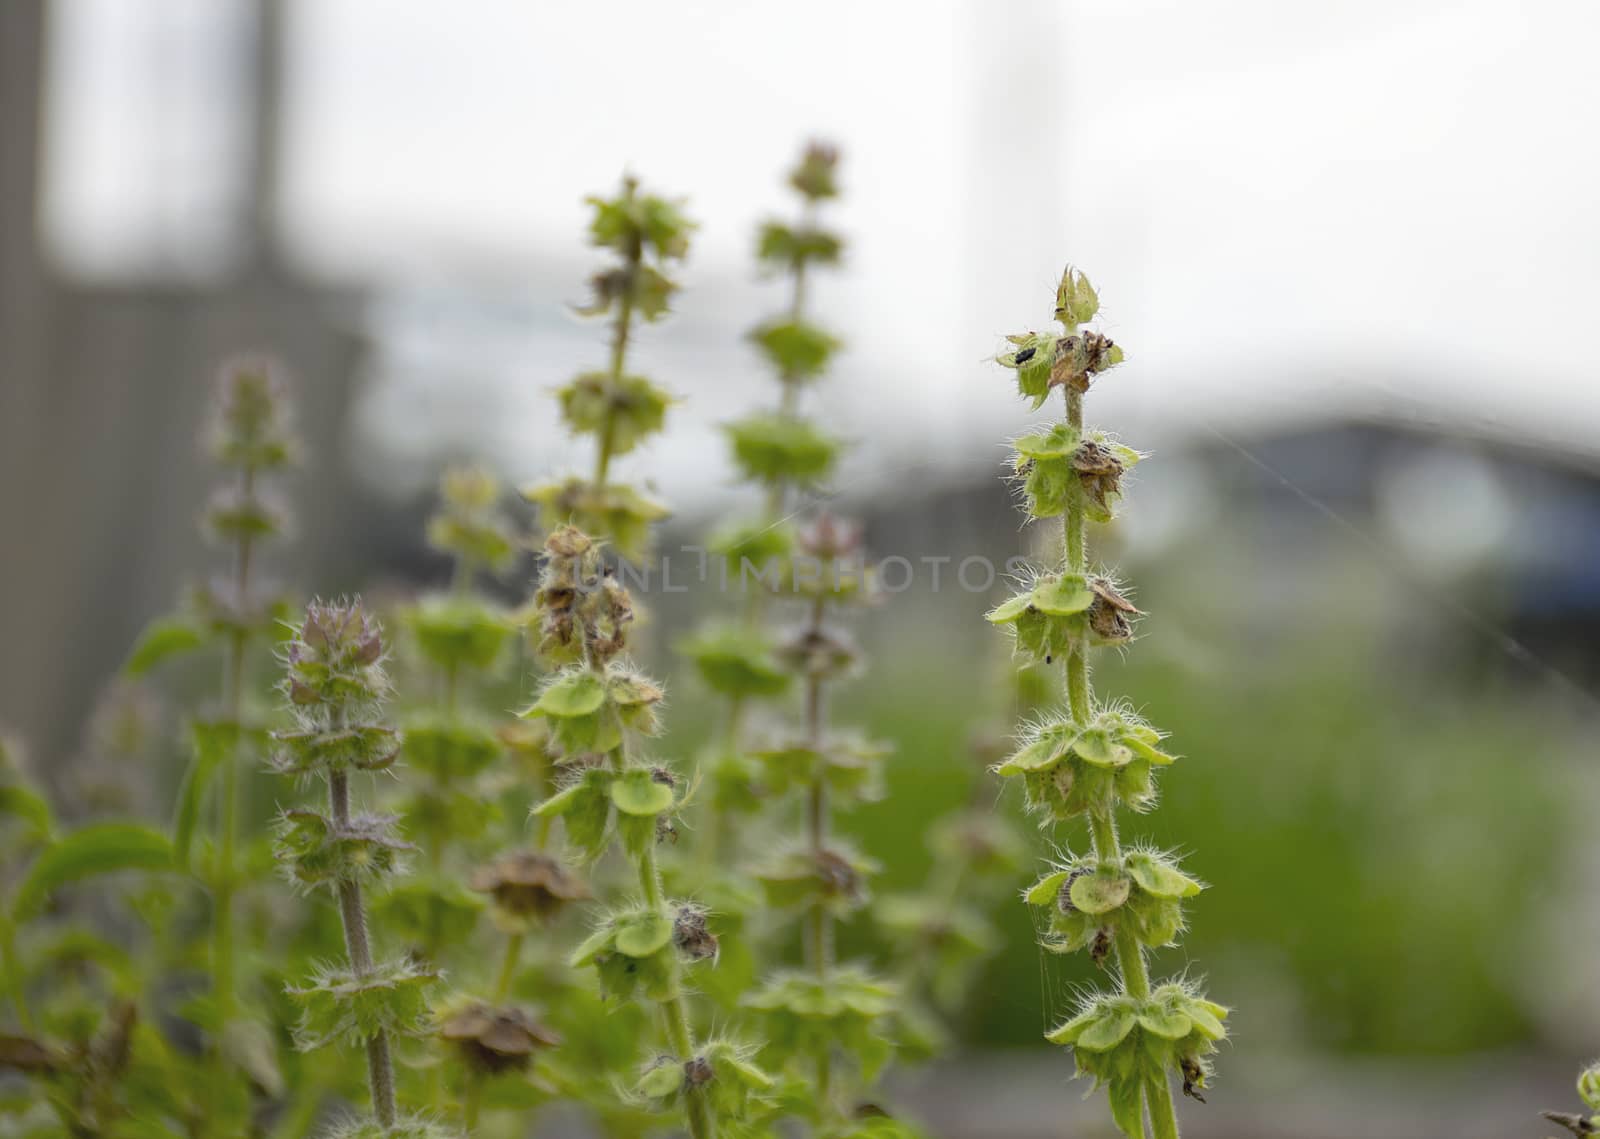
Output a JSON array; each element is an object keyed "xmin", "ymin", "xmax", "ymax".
[
  {"xmin": 1064, "ymin": 384, "xmax": 1181, "ymax": 1137},
  {"xmin": 800, "ymin": 593, "xmax": 835, "ymax": 1107},
  {"xmin": 594, "ymin": 245, "xmax": 639, "ymax": 491},
  {"xmin": 209, "ymin": 465, "xmax": 257, "ymax": 1135},
  {"xmin": 602, "ymin": 684, "xmax": 714, "ymax": 1139},
  {"xmin": 637, "ymin": 828, "xmax": 713, "ymax": 1139},
  {"xmin": 1, "ymin": 919, "xmax": 33, "ymax": 1031},
  {"xmin": 329, "ymin": 768, "xmax": 397, "ymax": 1129},
  {"xmin": 493, "ymin": 933, "xmax": 524, "ymax": 1003},
  {"xmin": 1147, "ymin": 1071, "xmax": 1181, "ymax": 1139}
]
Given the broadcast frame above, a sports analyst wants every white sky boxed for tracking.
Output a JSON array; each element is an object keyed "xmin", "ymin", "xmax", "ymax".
[{"xmin": 43, "ymin": 0, "xmax": 1600, "ymax": 502}]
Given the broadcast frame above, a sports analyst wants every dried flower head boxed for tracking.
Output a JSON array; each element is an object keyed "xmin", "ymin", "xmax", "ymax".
[
  {"xmin": 470, "ymin": 850, "xmax": 589, "ymax": 923},
  {"xmin": 438, "ymin": 1002, "xmax": 560, "ymax": 1075}
]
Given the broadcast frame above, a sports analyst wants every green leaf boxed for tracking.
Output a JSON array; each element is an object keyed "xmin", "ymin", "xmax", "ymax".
[
  {"xmin": 995, "ymin": 736, "xmax": 1062, "ymax": 775},
  {"xmin": 1070, "ymin": 869, "xmax": 1131, "ymax": 915},
  {"xmin": 1180, "ymin": 997, "xmax": 1228, "ymax": 1041},
  {"xmin": 529, "ymin": 671, "xmax": 606, "ymax": 719},
  {"xmin": 748, "ymin": 319, "xmax": 841, "ymax": 381},
  {"xmin": 173, "ymin": 719, "xmax": 239, "ymax": 869},
  {"xmin": 531, "ymin": 780, "xmax": 590, "ymax": 818},
  {"xmin": 1125, "ymin": 853, "xmax": 1202, "ymax": 899},
  {"xmin": 610, "ymin": 770, "xmax": 676, "ymax": 817},
  {"xmin": 985, "ymin": 593, "xmax": 1033, "ymax": 624},
  {"xmin": 1024, "ymin": 870, "xmax": 1071, "ymax": 907},
  {"xmin": 1013, "ymin": 424, "xmax": 1079, "ymax": 460},
  {"xmin": 1072, "ymin": 729, "xmax": 1122, "ymax": 767},
  {"xmin": 1044, "ymin": 1006, "xmax": 1098, "ymax": 1046},
  {"xmin": 724, "ymin": 414, "xmax": 841, "ymax": 486},
  {"xmin": 0, "ymin": 785, "xmax": 53, "ymax": 841},
  {"xmin": 12, "ymin": 823, "xmax": 173, "ymax": 920},
  {"xmin": 123, "ymin": 618, "xmax": 206, "ymax": 676},
  {"xmin": 1136, "ymin": 1008, "xmax": 1192, "ymax": 1040},
  {"xmin": 569, "ymin": 926, "xmax": 614, "ymax": 968},
  {"xmin": 1108, "ymin": 1076, "xmax": 1146, "ymax": 1139},
  {"xmin": 1075, "ymin": 1008, "xmax": 1135, "ymax": 1052},
  {"xmin": 613, "ymin": 910, "xmax": 673, "ymax": 958},
  {"xmin": 637, "ymin": 1062, "xmax": 684, "ymax": 1098},
  {"xmin": 1030, "ymin": 577, "xmax": 1094, "ymax": 616}
]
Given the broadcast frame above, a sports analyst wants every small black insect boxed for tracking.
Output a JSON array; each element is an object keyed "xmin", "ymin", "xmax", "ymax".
[{"xmin": 1014, "ymin": 346, "xmax": 1037, "ymax": 365}]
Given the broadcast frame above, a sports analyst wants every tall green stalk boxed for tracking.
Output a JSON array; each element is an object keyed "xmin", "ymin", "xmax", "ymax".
[
  {"xmin": 988, "ymin": 268, "xmax": 1229, "ymax": 1138},
  {"xmin": 194, "ymin": 360, "xmax": 296, "ymax": 1130},
  {"xmin": 271, "ymin": 600, "xmax": 445, "ymax": 1139},
  {"xmin": 525, "ymin": 174, "xmax": 772, "ymax": 1139}
]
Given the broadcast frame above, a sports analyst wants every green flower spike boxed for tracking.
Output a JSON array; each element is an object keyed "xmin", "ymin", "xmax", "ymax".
[{"xmin": 990, "ymin": 268, "xmax": 1224, "ymax": 1137}]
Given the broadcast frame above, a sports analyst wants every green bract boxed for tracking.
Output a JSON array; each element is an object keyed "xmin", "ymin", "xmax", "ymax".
[
  {"xmin": 586, "ymin": 184, "xmax": 693, "ymax": 264},
  {"xmin": 398, "ymin": 717, "xmax": 501, "ymax": 782},
  {"xmin": 756, "ymin": 221, "xmax": 843, "ymax": 269},
  {"xmin": 751, "ymin": 736, "xmax": 887, "ymax": 804},
  {"xmin": 532, "ymin": 767, "xmax": 617, "ymax": 861},
  {"xmin": 725, "ymin": 413, "xmax": 841, "ymax": 485},
  {"xmin": 570, "ymin": 904, "xmax": 696, "ymax": 1002},
  {"xmin": 708, "ymin": 516, "xmax": 795, "ymax": 580},
  {"xmin": 753, "ymin": 843, "xmax": 878, "ymax": 914},
  {"xmin": 678, "ymin": 623, "xmax": 792, "ymax": 698},
  {"xmin": 636, "ymin": 1039, "xmax": 776, "ymax": 1125},
  {"xmin": 558, "ymin": 371, "xmax": 673, "ymax": 455},
  {"xmin": 987, "ymin": 573, "xmax": 1139, "ymax": 660},
  {"xmin": 744, "ymin": 969, "xmax": 896, "ymax": 1080},
  {"xmin": 749, "ymin": 319, "xmax": 842, "ymax": 381},
  {"xmin": 274, "ymin": 808, "xmax": 412, "ymax": 890},
  {"xmin": 522, "ymin": 665, "xmax": 663, "ymax": 756},
  {"xmin": 1025, "ymin": 848, "xmax": 1202, "ymax": 955},
  {"xmin": 288, "ymin": 957, "xmax": 438, "ymax": 1051},
  {"xmin": 1046, "ymin": 984, "xmax": 1229, "ymax": 1106},
  {"xmin": 522, "ymin": 476, "xmax": 669, "ymax": 563},
  {"xmin": 995, "ymin": 707, "xmax": 1175, "ymax": 819},
  {"xmin": 269, "ymin": 724, "xmax": 400, "ymax": 777},
  {"xmin": 425, "ymin": 465, "xmax": 519, "ymax": 573},
  {"xmin": 1012, "ymin": 426, "xmax": 1141, "ymax": 522},
  {"xmin": 406, "ymin": 595, "xmax": 512, "ymax": 673},
  {"xmin": 1054, "ymin": 266, "xmax": 1101, "ymax": 328}
]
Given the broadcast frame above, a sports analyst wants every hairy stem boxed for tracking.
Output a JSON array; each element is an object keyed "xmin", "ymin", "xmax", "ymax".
[
  {"xmin": 800, "ymin": 593, "xmax": 835, "ymax": 1106},
  {"xmin": 208, "ymin": 464, "xmax": 256, "ymax": 1134},
  {"xmin": 594, "ymin": 242, "xmax": 639, "ymax": 490},
  {"xmin": 637, "ymin": 827, "xmax": 713, "ymax": 1139},
  {"xmin": 1064, "ymin": 383, "xmax": 1179, "ymax": 1135},
  {"xmin": 601, "ymin": 685, "xmax": 714, "ymax": 1139},
  {"xmin": 329, "ymin": 768, "xmax": 397, "ymax": 1129},
  {"xmin": 494, "ymin": 932, "xmax": 524, "ymax": 1003}
]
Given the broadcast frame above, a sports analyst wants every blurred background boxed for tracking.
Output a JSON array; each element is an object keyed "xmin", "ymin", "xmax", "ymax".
[{"xmin": 2, "ymin": 1, "xmax": 1599, "ymax": 1135}]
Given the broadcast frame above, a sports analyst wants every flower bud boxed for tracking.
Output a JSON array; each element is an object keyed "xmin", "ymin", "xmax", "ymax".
[
  {"xmin": 425, "ymin": 465, "xmax": 518, "ymax": 574},
  {"xmin": 1580, "ymin": 1063, "xmax": 1600, "ymax": 1111},
  {"xmin": 207, "ymin": 355, "xmax": 296, "ymax": 470},
  {"xmin": 789, "ymin": 141, "xmax": 841, "ymax": 201}
]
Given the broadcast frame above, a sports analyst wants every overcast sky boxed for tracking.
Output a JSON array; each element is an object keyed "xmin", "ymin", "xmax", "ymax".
[{"xmin": 43, "ymin": 0, "xmax": 1600, "ymax": 503}]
